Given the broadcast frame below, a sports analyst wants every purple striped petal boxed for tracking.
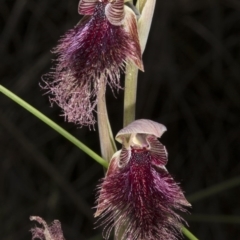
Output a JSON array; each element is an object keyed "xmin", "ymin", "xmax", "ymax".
[
  {"xmin": 105, "ymin": 0, "xmax": 125, "ymax": 26},
  {"xmin": 78, "ymin": 0, "xmax": 98, "ymax": 15}
]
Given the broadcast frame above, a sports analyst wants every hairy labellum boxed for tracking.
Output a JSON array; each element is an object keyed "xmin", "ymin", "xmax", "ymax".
[
  {"xmin": 30, "ymin": 216, "xmax": 65, "ymax": 240},
  {"xmin": 43, "ymin": 0, "xmax": 143, "ymax": 126},
  {"xmin": 95, "ymin": 119, "xmax": 191, "ymax": 240}
]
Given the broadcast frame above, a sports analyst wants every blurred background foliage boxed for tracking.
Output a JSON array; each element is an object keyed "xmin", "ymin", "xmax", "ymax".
[{"xmin": 0, "ymin": 0, "xmax": 240, "ymax": 239}]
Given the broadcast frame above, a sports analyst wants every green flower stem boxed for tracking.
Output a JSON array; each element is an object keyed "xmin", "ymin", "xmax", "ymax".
[
  {"xmin": 97, "ymin": 81, "xmax": 117, "ymax": 162},
  {"xmin": 123, "ymin": 63, "xmax": 139, "ymax": 127},
  {"xmin": 0, "ymin": 85, "xmax": 107, "ymax": 168},
  {"xmin": 182, "ymin": 227, "xmax": 199, "ymax": 240}
]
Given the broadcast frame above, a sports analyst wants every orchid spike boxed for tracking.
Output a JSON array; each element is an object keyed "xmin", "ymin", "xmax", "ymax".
[
  {"xmin": 95, "ymin": 119, "xmax": 191, "ymax": 240},
  {"xmin": 43, "ymin": 0, "xmax": 143, "ymax": 127}
]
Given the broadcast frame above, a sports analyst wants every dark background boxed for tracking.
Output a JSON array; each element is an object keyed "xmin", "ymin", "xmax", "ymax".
[{"xmin": 1, "ymin": 0, "xmax": 240, "ymax": 239}]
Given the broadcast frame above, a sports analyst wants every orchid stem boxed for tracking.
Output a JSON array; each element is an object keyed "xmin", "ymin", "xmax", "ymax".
[
  {"xmin": 0, "ymin": 85, "xmax": 107, "ymax": 168},
  {"xmin": 123, "ymin": 63, "xmax": 139, "ymax": 127},
  {"xmin": 97, "ymin": 80, "xmax": 117, "ymax": 162}
]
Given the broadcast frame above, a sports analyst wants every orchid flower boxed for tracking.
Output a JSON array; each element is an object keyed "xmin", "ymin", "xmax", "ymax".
[
  {"xmin": 43, "ymin": 0, "xmax": 143, "ymax": 127},
  {"xmin": 95, "ymin": 119, "xmax": 191, "ymax": 240}
]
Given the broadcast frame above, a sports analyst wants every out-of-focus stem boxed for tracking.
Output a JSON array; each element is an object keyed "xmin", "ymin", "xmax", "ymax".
[
  {"xmin": 187, "ymin": 176, "xmax": 240, "ymax": 203},
  {"xmin": 97, "ymin": 80, "xmax": 117, "ymax": 162},
  {"xmin": 186, "ymin": 214, "xmax": 240, "ymax": 224}
]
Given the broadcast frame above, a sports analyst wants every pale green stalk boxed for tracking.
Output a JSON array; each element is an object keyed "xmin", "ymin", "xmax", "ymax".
[
  {"xmin": 123, "ymin": 64, "xmax": 139, "ymax": 127},
  {"xmin": 97, "ymin": 80, "xmax": 117, "ymax": 162},
  {"xmin": 0, "ymin": 85, "xmax": 107, "ymax": 168}
]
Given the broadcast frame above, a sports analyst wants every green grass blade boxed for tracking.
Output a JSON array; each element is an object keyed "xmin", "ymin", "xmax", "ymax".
[
  {"xmin": 0, "ymin": 85, "xmax": 108, "ymax": 168},
  {"xmin": 182, "ymin": 227, "xmax": 199, "ymax": 240}
]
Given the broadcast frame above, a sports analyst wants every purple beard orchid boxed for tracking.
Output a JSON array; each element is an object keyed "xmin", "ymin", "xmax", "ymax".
[
  {"xmin": 43, "ymin": 0, "xmax": 143, "ymax": 126},
  {"xmin": 95, "ymin": 119, "xmax": 191, "ymax": 240}
]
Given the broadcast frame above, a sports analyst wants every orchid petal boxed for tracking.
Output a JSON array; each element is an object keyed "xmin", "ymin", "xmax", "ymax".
[
  {"xmin": 105, "ymin": 0, "xmax": 125, "ymax": 26},
  {"xmin": 95, "ymin": 151, "xmax": 121, "ymax": 218},
  {"xmin": 123, "ymin": 6, "xmax": 144, "ymax": 71},
  {"xmin": 118, "ymin": 145, "xmax": 131, "ymax": 167},
  {"xmin": 106, "ymin": 150, "xmax": 121, "ymax": 176},
  {"xmin": 147, "ymin": 135, "xmax": 168, "ymax": 166},
  {"xmin": 116, "ymin": 119, "xmax": 167, "ymax": 144},
  {"xmin": 78, "ymin": 0, "xmax": 98, "ymax": 15}
]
